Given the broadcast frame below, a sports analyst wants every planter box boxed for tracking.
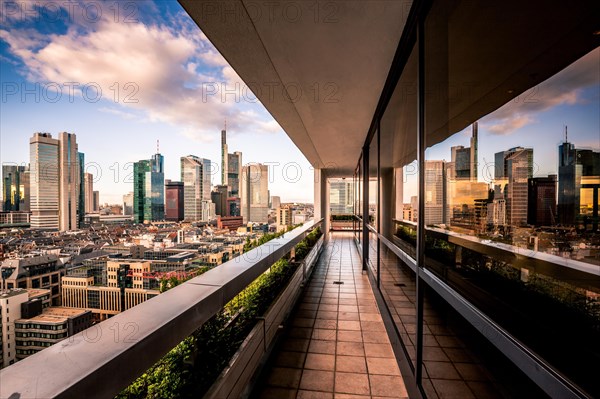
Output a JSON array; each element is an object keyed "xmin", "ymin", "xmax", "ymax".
[{"xmin": 205, "ymin": 235, "xmax": 324, "ymax": 399}]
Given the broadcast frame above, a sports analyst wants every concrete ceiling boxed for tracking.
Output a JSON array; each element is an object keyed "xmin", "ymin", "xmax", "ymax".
[
  {"xmin": 180, "ymin": 0, "xmax": 599, "ymax": 178},
  {"xmin": 179, "ymin": 0, "xmax": 410, "ymax": 177}
]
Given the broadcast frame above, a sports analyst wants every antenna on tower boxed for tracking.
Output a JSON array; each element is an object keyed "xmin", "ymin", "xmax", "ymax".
[
  {"xmin": 157, "ymin": 139, "xmax": 160, "ymax": 153},
  {"xmin": 564, "ymin": 125, "xmax": 568, "ymax": 143},
  {"xmin": 224, "ymin": 119, "xmax": 227, "ymax": 131}
]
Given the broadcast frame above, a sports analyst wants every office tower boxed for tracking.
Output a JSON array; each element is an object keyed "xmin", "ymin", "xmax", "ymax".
[
  {"xmin": 93, "ymin": 191, "xmax": 100, "ymax": 212},
  {"xmin": 133, "ymin": 152, "xmax": 165, "ymax": 223},
  {"xmin": 330, "ymin": 179, "xmax": 354, "ymax": 214},
  {"xmin": 84, "ymin": 173, "xmax": 94, "ymax": 214},
  {"xmin": 77, "ymin": 152, "xmax": 85, "ymax": 227},
  {"xmin": 2, "ymin": 164, "xmax": 27, "ymax": 211},
  {"xmin": 558, "ymin": 133, "xmax": 600, "ymax": 226},
  {"xmin": 450, "ymin": 122, "xmax": 478, "ymax": 181},
  {"xmin": 30, "ymin": 133, "xmax": 60, "ymax": 229},
  {"xmin": 165, "ymin": 181, "xmax": 184, "ymax": 221},
  {"xmin": 58, "ymin": 132, "xmax": 80, "ymax": 231},
  {"xmin": 241, "ymin": 163, "xmax": 269, "ymax": 223},
  {"xmin": 228, "ymin": 151, "xmax": 242, "ymax": 196},
  {"xmin": 494, "ymin": 147, "xmax": 533, "ymax": 227},
  {"xmin": 424, "ymin": 160, "xmax": 447, "ymax": 225},
  {"xmin": 123, "ymin": 192, "xmax": 134, "ymax": 216},
  {"xmin": 271, "ymin": 196, "xmax": 281, "ymax": 210},
  {"xmin": 221, "ymin": 126, "xmax": 228, "ymax": 186},
  {"xmin": 528, "ymin": 175, "xmax": 557, "ymax": 226},
  {"xmin": 211, "ymin": 185, "xmax": 228, "ymax": 217},
  {"xmin": 181, "ymin": 156, "xmax": 213, "ymax": 222}
]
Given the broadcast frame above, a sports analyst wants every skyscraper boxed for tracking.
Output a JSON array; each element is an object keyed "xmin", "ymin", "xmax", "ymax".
[
  {"xmin": 528, "ymin": 175, "xmax": 557, "ymax": 226},
  {"xmin": 241, "ymin": 163, "xmax": 269, "ymax": 223},
  {"xmin": 84, "ymin": 173, "xmax": 94, "ymax": 214},
  {"xmin": 450, "ymin": 122, "xmax": 478, "ymax": 181},
  {"xmin": 165, "ymin": 181, "xmax": 184, "ymax": 221},
  {"xmin": 558, "ymin": 132, "xmax": 600, "ymax": 227},
  {"xmin": 424, "ymin": 160, "xmax": 447, "ymax": 225},
  {"xmin": 2, "ymin": 164, "xmax": 28, "ymax": 212},
  {"xmin": 93, "ymin": 191, "xmax": 100, "ymax": 212},
  {"xmin": 330, "ymin": 179, "xmax": 354, "ymax": 214},
  {"xmin": 181, "ymin": 155, "xmax": 213, "ymax": 222},
  {"xmin": 211, "ymin": 185, "xmax": 228, "ymax": 217},
  {"xmin": 29, "ymin": 133, "xmax": 60, "ymax": 230},
  {"xmin": 495, "ymin": 147, "xmax": 533, "ymax": 227},
  {"xmin": 123, "ymin": 192, "xmax": 134, "ymax": 216},
  {"xmin": 133, "ymin": 152, "xmax": 165, "ymax": 223},
  {"xmin": 77, "ymin": 152, "xmax": 85, "ymax": 227},
  {"xmin": 57, "ymin": 132, "xmax": 80, "ymax": 231},
  {"xmin": 221, "ymin": 125, "xmax": 228, "ymax": 186}
]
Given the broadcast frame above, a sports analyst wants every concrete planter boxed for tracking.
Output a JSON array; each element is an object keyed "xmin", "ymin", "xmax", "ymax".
[{"xmin": 205, "ymin": 235, "xmax": 324, "ymax": 399}]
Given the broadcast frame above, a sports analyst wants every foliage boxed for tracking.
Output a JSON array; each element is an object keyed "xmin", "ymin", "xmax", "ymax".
[
  {"xmin": 331, "ymin": 214, "xmax": 354, "ymax": 221},
  {"xmin": 117, "ymin": 225, "xmax": 322, "ymax": 399}
]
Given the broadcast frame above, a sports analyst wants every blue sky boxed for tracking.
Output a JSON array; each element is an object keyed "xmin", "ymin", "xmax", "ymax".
[
  {"xmin": 1, "ymin": 1, "xmax": 598, "ymax": 206},
  {"xmin": 0, "ymin": 0, "xmax": 314, "ymax": 204}
]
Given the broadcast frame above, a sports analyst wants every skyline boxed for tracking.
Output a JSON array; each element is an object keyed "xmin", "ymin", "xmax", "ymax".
[{"xmin": 1, "ymin": 2, "xmax": 599, "ymax": 206}]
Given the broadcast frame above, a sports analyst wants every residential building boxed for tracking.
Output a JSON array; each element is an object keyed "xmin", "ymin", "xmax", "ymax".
[
  {"xmin": 276, "ymin": 206, "xmax": 293, "ymax": 232},
  {"xmin": 0, "ymin": 255, "xmax": 65, "ymax": 306}
]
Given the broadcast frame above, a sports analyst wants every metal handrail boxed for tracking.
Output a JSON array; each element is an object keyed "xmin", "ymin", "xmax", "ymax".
[{"xmin": 0, "ymin": 219, "xmax": 323, "ymax": 399}]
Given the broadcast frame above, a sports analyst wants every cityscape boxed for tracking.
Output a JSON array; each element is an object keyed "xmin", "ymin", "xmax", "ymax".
[{"xmin": 0, "ymin": 1, "xmax": 599, "ymax": 399}]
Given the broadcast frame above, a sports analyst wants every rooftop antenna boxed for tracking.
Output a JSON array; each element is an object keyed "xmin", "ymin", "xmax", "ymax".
[
  {"xmin": 565, "ymin": 125, "xmax": 568, "ymax": 143},
  {"xmin": 224, "ymin": 119, "xmax": 227, "ymax": 131},
  {"xmin": 157, "ymin": 139, "xmax": 160, "ymax": 153}
]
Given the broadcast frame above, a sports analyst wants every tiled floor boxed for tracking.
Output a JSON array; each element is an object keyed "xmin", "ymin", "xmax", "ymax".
[{"xmin": 253, "ymin": 233, "xmax": 409, "ymax": 399}]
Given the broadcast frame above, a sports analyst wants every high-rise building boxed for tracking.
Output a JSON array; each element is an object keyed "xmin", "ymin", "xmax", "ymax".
[
  {"xmin": 2, "ymin": 165, "xmax": 28, "ymax": 212},
  {"xmin": 494, "ymin": 147, "xmax": 533, "ymax": 227},
  {"xmin": 450, "ymin": 122, "xmax": 478, "ymax": 181},
  {"xmin": 93, "ymin": 191, "xmax": 100, "ymax": 212},
  {"xmin": 330, "ymin": 179, "xmax": 354, "ymax": 214},
  {"xmin": 228, "ymin": 151, "xmax": 242, "ymax": 197},
  {"xmin": 276, "ymin": 206, "xmax": 293, "ymax": 232},
  {"xmin": 84, "ymin": 173, "xmax": 94, "ymax": 214},
  {"xmin": 133, "ymin": 152, "xmax": 165, "ymax": 223},
  {"xmin": 241, "ymin": 163, "xmax": 269, "ymax": 223},
  {"xmin": 77, "ymin": 152, "xmax": 85, "ymax": 227},
  {"xmin": 211, "ymin": 185, "xmax": 228, "ymax": 217},
  {"xmin": 58, "ymin": 132, "xmax": 80, "ymax": 231},
  {"xmin": 221, "ymin": 127, "xmax": 228, "ymax": 186},
  {"xmin": 29, "ymin": 133, "xmax": 61, "ymax": 230},
  {"xmin": 528, "ymin": 175, "xmax": 557, "ymax": 226},
  {"xmin": 424, "ymin": 160, "xmax": 447, "ymax": 225},
  {"xmin": 123, "ymin": 192, "xmax": 134, "ymax": 216},
  {"xmin": 271, "ymin": 196, "xmax": 281, "ymax": 210},
  {"xmin": 558, "ymin": 133, "xmax": 600, "ymax": 226},
  {"xmin": 181, "ymin": 155, "xmax": 213, "ymax": 222},
  {"xmin": 165, "ymin": 181, "xmax": 184, "ymax": 221}
]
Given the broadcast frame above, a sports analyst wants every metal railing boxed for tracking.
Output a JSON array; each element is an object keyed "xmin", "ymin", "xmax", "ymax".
[{"xmin": 0, "ymin": 219, "xmax": 323, "ymax": 399}]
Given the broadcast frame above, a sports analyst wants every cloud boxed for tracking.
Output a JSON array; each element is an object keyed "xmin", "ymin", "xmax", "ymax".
[
  {"xmin": 98, "ymin": 107, "xmax": 138, "ymax": 120},
  {"xmin": 0, "ymin": 1, "xmax": 281, "ymax": 142},
  {"xmin": 481, "ymin": 47, "xmax": 599, "ymax": 135}
]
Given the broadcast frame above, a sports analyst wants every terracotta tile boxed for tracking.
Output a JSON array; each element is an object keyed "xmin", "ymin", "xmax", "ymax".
[
  {"xmin": 364, "ymin": 343, "xmax": 395, "ymax": 358},
  {"xmin": 314, "ymin": 319, "xmax": 338, "ymax": 330},
  {"xmin": 266, "ymin": 367, "xmax": 302, "ymax": 388},
  {"xmin": 337, "ymin": 330, "xmax": 363, "ymax": 343},
  {"xmin": 317, "ymin": 310, "xmax": 338, "ymax": 320},
  {"xmin": 335, "ymin": 394, "xmax": 370, "ymax": 399},
  {"xmin": 360, "ymin": 321, "xmax": 385, "ymax": 332},
  {"xmin": 359, "ymin": 313, "xmax": 382, "ymax": 322},
  {"xmin": 366, "ymin": 357, "xmax": 400, "ymax": 375},
  {"xmin": 298, "ymin": 390, "xmax": 334, "ymax": 399},
  {"xmin": 274, "ymin": 351, "xmax": 306, "ymax": 368},
  {"xmin": 424, "ymin": 361, "xmax": 461, "ymax": 380},
  {"xmin": 338, "ymin": 320, "xmax": 361, "ymax": 331},
  {"xmin": 335, "ymin": 372, "xmax": 370, "ymax": 395},
  {"xmin": 336, "ymin": 355, "xmax": 367, "ymax": 373},
  {"xmin": 282, "ymin": 338, "xmax": 310, "ymax": 353},
  {"xmin": 369, "ymin": 375, "xmax": 408, "ymax": 397},
  {"xmin": 300, "ymin": 369, "xmax": 334, "ymax": 392},
  {"xmin": 309, "ymin": 339, "xmax": 337, "ymax": 354},
  {"xmin": 292, "ymin": 317, "xmax": 315, "ymax": 328},
  {"xmin": 289, "ymin": 327, "xmax": 314, "ymax": 339},
  {"xmin": 257, "ymin": 386, "xmax": 297, "ymax": 399},
  {"xmin": 338, "ymin": 305, "xmax": 359, "ymax": 313},
  {"xmin": 312, "ymin": 328, "xmax": 338, "ymax": 341},
  {"xmin": 305, "ymin": 353, "xmax": 336, "ymax": 371},
  {"xmin": 362, "ymin": 331, "xmax": 390, "ymax": 344},
  {"xmin": 337, "ymin": 341, "xmax": 365, "ymax": 356},
  {"xmin": 338, "ymin": 312, "xmax": 360, "ymax": 321},
  {"xmin": 319, "ymin": 304, "xmax": 339, "ymax": 312}
]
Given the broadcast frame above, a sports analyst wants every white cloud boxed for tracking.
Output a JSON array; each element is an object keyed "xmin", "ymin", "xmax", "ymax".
[{"xmin": 0, "ymin": 2, "xmax": 282, "ymax": 142}]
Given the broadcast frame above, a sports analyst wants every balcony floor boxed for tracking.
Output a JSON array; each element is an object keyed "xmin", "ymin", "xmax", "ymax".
[{"xmin": 253, "ymin": 232, "xmax": 409, "ymax": 399}]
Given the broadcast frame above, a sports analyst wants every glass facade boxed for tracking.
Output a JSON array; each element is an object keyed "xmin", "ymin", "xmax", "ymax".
[{"xmin": 352, "ymin": 1, "xmax": 599, "ymax": 397}]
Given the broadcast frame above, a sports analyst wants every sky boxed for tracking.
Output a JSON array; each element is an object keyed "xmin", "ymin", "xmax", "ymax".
[
  {"xmin": 0, "ymin": 0, "xmax": 315, "ymax": 205},
  {"xmin": 1, "ymin": 1, "xmax": 598, "ymax": 206}
]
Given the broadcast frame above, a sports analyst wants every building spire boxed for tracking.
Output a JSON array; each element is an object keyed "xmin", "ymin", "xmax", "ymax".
[
  {"xmin": 157, "ymin": 139, "xmax": 160, "ymax": 153},
  {"xmin": 565, "ymin": 125, "xmax": 568, "ymax": 143}
]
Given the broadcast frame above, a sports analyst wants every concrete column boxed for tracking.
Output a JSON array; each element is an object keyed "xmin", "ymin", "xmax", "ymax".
[{"xmin": 314, "ymin": 168, "xmax": 329, "ymax": 236}]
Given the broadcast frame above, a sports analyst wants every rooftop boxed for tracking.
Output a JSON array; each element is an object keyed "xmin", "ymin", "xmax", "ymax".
[{"xmin": 16, "ymin": 307, "xmax": 89, "ymax": 324}]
